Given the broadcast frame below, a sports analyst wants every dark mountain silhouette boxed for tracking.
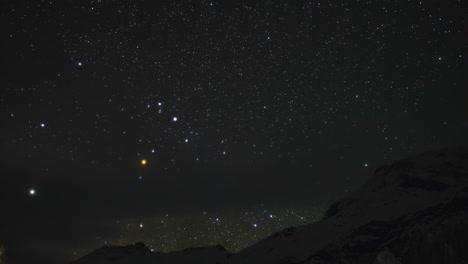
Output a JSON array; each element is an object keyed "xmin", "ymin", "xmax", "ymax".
[
  {"xmin": 72, "ymin": 145, "xmax": 468, "ymax": 264},
  {"xmin": 71, "ymin": 243, "xmax": 231, "ymax": 264}
]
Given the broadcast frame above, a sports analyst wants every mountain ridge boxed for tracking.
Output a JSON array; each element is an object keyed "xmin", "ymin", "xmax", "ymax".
[{"xmin": 72, "ymin": 145, "xmax": 468, "ymax": 264}]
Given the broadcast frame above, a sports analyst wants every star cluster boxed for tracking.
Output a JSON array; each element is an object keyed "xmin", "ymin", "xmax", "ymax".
[{"xmin": 3, "ymin": 1, "xmax": 466, "ymax": 175}]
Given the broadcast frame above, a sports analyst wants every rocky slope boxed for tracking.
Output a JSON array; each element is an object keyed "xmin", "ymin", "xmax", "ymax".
[{"xmin": 72, "ymin": 145, "xmax": 468, "ymax": 264}]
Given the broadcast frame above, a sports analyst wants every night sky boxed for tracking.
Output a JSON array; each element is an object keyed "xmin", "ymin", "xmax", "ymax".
[{"xmin": 1, "ymin": 0, "xmax": 467, "ymax": 263}]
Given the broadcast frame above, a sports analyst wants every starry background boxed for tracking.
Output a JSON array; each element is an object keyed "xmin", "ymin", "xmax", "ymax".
[{"xmin": 1, "ymin": 0, "xmax": 467, "ymax": 263}]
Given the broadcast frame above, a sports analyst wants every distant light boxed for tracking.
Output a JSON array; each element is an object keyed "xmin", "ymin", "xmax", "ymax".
[
  {"xmin": 158, "ymin": 102, "xmax": 162, "ymax": 106},
  {"xmin": 78, "ymin": 62, "xmax": 82, "ymax": 66},
  {"xmin": 270, "ymin": 214, "xmax": 273, "ymax": 218},
  {"xmin": 222, "ymin": 151, "xmax": 226, "ymax": 155},
  {"xmin": 151, "ymin": 149, "xmax": 155, "ymax": 153},
  {"xmin": 141, "ymin": 159, "xmax": 147, "ymax": 165},
  {"xmin": 29, "ymin": 189, "xmax": 36, "ymax": 195},
  {"xmin": 364, "ymin": 163, "xmax": 368, "ymax": 167},
  {"xmin": 138, "ymin": 176, "xmax": 143, "ymax": 180},
  {"xmin": 185, "ymin": 139, "xmax": 189, "ymax": 143},
  {"xmin": 40, "ymin": 123, "xmax": 45, "ymax": 127},
  {"xmin": 140, "ymin": 224, "xmax": 143, "ymax": 228},
  {"xmin": 173, "ymin": 117, "xmax": 178, "ymax": 122},
  {"xmin": 253, "ymin": 223, "xmax": 257, "ymax": 227},
  {"xmin": 147, "ymin": 104, "xmax": 151, "ymax": 108}
]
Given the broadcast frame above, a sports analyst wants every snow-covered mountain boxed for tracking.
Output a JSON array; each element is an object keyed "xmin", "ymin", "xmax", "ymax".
[
  {"xmin": 227, "ymin": 145, "xmax": 468, "ymax": 264},
  {"xmin": 72, "ymin": 146, "xmax": 468, "ymax": 264}
]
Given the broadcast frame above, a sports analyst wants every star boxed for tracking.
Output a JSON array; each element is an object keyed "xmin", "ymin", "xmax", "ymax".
[
  {"xmin": 173, "ymin": 117, "xmax": 178, "ymax": 122},
  {"xmin": 29, "ymin": 189, "xmax": 36, "ymax": 195},
  {"xmin": 77, "ymin": 62, "xmax": 82, "ymax": 66},
  {"xmin": 40, "ymin": 123, "xmax": 45, "ymax": 127},
  {"xmin": 141, "ymin": 159, "xmax": 147, "ymax": 165}
]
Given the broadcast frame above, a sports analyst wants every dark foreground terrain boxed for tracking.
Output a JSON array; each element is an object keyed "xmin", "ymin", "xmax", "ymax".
[{"xmin": 73, "ymin": 146, "xmax": 468, "ymax": 264}]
